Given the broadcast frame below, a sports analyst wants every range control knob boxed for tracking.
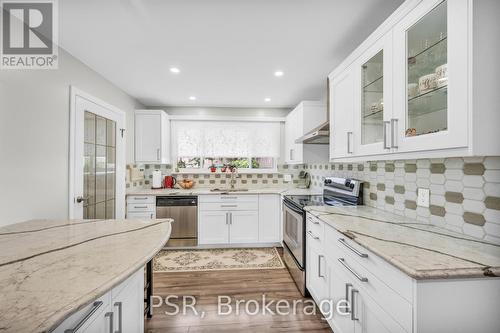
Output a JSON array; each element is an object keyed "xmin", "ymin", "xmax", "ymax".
[
  {"xmin": 349, "ymin": 183, "xmax": 355, "ymax": 189},
  {"xmin": 344, "ymin": 179, "xmax": 351, "ymax": 187},
  {"xmin": 325, "ymin": 179, "xmax": 332, "ymax": 184}
]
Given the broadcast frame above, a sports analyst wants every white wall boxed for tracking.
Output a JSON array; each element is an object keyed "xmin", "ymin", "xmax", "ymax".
[
  {"xmin": 0, "ymin": 48, "xmax": 143, "ymax": 226},
  {"xmin": 152, "ymin": 106, "xmax": 291, "ymax": 118}
]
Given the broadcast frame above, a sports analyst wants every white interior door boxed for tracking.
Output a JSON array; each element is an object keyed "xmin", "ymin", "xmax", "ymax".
[{"xmin": 70, "ymin": 87, "xmax": 126, "ymax": 219}]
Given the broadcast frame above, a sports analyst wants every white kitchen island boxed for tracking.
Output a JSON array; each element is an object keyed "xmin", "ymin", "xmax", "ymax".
[{"xmin": 0, "ymin": 218, "xmax": 172, "ymax": 333}]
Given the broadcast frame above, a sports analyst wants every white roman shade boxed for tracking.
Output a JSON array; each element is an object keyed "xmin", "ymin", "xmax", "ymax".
[{"xmin": 172, "ymin": 120, "xmax": 281, "ymax": 158}]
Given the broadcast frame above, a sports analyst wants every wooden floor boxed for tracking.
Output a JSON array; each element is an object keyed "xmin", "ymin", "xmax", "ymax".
[{"xmin": 145, "ymin": 265, "xmax": 332, "ymax": 332}]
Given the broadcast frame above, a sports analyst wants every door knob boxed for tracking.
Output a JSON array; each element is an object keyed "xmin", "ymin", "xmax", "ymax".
[{"xmin": 75, "ymin": 196, "xmax": 88, "ymax": 203}]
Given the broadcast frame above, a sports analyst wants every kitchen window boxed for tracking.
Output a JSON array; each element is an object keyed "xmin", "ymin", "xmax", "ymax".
[{"xmin": 172, "ymin": 120, "xmax": 280, "ymax": 173}]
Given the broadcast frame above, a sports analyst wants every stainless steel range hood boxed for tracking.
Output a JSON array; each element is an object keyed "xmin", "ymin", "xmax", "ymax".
[
  {"xmin": 295, "ymin": 78, "xmax": 330, "ymax": 145},
  {"xmin": 295, "ymin": 122, "xmax": 329, "ymax": 144}
]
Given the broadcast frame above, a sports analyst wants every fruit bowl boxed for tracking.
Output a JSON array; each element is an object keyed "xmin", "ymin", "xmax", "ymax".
[{"xmin": 178, "ymin": 179, "xmax": 195, "ymax": 189}]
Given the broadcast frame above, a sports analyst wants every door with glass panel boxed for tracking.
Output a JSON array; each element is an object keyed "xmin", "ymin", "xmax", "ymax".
[
  {"xmin": 71, "ymin": 89, "xmax": 126, "ymax": 219},
  {"xmin": 393, "ymin": 0, "xmax": 468, "ymax": 153},
  {"xmin": 354, "ymin": 32, "xmax": 393, "ymax": 156}
]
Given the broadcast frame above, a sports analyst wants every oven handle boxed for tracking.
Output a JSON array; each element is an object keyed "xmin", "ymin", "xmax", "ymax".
[{"xmin": 283, "ymin": 200, "xmax": 304, "ymax": 215}]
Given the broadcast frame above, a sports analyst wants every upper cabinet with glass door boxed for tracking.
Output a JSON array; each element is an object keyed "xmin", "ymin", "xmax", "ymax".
[
  {"xmin": 392, "ymin": 0, "xmax": 469, "ymax": 153},
  {"xmin": 354, "ymin": 32, "xmax": 393, "ymax": 157}
]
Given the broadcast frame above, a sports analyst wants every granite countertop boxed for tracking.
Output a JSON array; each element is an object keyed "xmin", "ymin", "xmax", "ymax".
[
  {"xmin": 0, "ymin": 218, "xmax": 172, "ymax": 333},
  {"xmin": 305, "ymin": 205, "xmax": 500, "ymax": 280},
  {"xmin": 126, "ymin": 187, "xmax": 322, "ymax": 196}
]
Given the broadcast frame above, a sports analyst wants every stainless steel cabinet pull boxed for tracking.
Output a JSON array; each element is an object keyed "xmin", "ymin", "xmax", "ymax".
[
  {"xmin": 307, "ymin": 217, "xmax": 319, "ymax": 225},
  {"xmin": 318, "ymin": 255, "xmax": 325, "ymax": 278},
  {"xmin": 307, "ymin": 230, "xmax": 319, "ymax": 240},
  {"xmin": 221, "ymin": 196, "xmax": 237, "ymax": 200},
  {"xmin": 345, "ymin": 283, "xmax": 352, "ymax": 314},
  {"xmin": 105, "ymin": 311, "xmax": 114, "ymax": 333},
  {"xmin": 134, "ymin": 197, "xmax": 148, "ymax": 200},
  {"xmin": 221, "ymin": 204, "xmax": 237, "ymax": 208},
  {"xmin": 289, "ymin": 149, "xmax": 293, "ymax": 161},
  {"xmin": 347, "ymin": 131, "xmax": 353, "ymax": 154},
  {"xmin": 338, "ymin": 238, "xmax": 368, "ymax": 258},
  {"xmin": 134, "ymin": 206, "xmax": 148, "ymax": 209},
  {"xmin": 150, "ymin": 213, "xmax": 154, "ymax": 219},
  {"xmin": 338, "ymin": 258, "xmax": 368, "ymax": 282},
  {"xmin": 229, "ymin": 212, "xmax": 233, "ymax": 225},
  {"xmin": 225, "ymin": 212, "xmax": 228, "ymax": 225},
  {"xmin": 351, "ymin": 289, "xmax": 359, "ymax": 321},
  {"xmin": 156, "ymin": 148, "xmax": 160, "ymax": 160},
  {"xmin": 114, "ymin": 302, "xmax": 123, "ymax": 333},
  {"xmin": 383, "ymin": 121, "xmax": 391, "ymax": 149},
  {"xmin": 391, "ymin": 118, "xmax": 398, "ymax": 148},
  {"xmin": 65, "ymin": 301, "xmax": 103, "ymax": 332}
]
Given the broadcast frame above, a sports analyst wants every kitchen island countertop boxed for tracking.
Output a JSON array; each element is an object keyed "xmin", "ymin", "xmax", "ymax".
[{"xmin": 0, "ymin": 218, "xmax": 172, "ymax": 332}]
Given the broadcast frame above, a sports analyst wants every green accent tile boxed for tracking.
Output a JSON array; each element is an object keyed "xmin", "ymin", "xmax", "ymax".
[
  {"xmin": 370, "ymin": 163, "xmax": 377, "ymax": 172},
  {"xmin": 394, "ymin": 185, "xmax": 405, "ymax": 194},
  {"xmin": 252, "ymin": 180, "xmax": 258, "ymax": 184},
  {"xmin": 357, "ymin": 164, "xmax": 364, "ymax": 171},
  {"xmin": 267, "ymin": 174, "xmax": 273, "ymax": 178},
  {"xmin": 369, "ymin": 193, "xmax": 377, "ymax": 200},
  {"xmin": 463, "ymin": 212, "xmax": 486, "ymax": 226},
  {"xmin": 209, "ymin": 180, "xmax": 216, "ymax": 184},
  {"xmin": 145, "ymin": 180, "xmax": 150, "ymax": 185},
  {"xmin": 385, "ymin": 196, "xmax": 395, "ymax": 205},
  {"xmin": 198, "ymin": 180, "xmax": 205, "ymax": 184},
  {"xmin": 204, "ymin": 175, "xmax": 210, "ymax": 179},
  {"xmin": 485, "ymin": 196, "xmax": 500, "ymax": 210},
  {"xmin": 463, "ymin": 163, "xmax": 485, "ymax": 175},
  {"xmin": 145, "ymin": 164, "xmax": 150, "ymax": 169},
  {"xmin": 278, "ymin": 174, "xmax": 283, "ymax": 178},
  {"xmin": 363, "ymin": 181, "xmax": 370, "ymax": 188},
  {"xmin": 385, "ymin": 163, "xmax": 395, "ymax": 172},
  {"xmin": 154, "ymin": 164, "xmax": 161, "ymax": 169},
  {"xmin": 193, "ymin": 174, "xmax": 199, "ymax": 179},
  {"xmin": 283, "ymin": 164, "xmax": 289, "ymax": 169},
  {"xmin": 319, "ymin": 165, "xmax": 323, "ymax": 170},
  {"xmin": 241, "ymin": 180, "xmax": 247, "ymax": 184},
  {"xmin": 246, "ymin": 174, "xmax": 253, "ymax": 179},
  {"xmin": 331, "ymin": 164, "xmax": 336, "ymax": 170},
  {"xmin": 272, "ymin": 179, "xmax": 278, "ymax": 184},
  {"xmin": 257, "ymin": 174, "xmax": 263, "ymax": 178},
  {"xmin": 262, "ymin": 180, "xmax": 268, "ymax": 184},
  {"xmin": 348, "ymin": 164, "xmax": 353, "ymax": 171},
  {"xmin": 293, "ymin": 180, "xmax": 299, "ymax": 184},
  {"xmin": 404, "ymin": 163, "xmax": 417, "ymax": 173},
  {"xmin": 220, "ymin": 180, "xmax": 226, "ymax": 184},
  {"xmin": 215, "ymin": 174, "xmax": 221, "ymax": 178},
  {"xmin": 377, "ymin": 183, "xmax": 386, "ymax": 191},
  {"xmin": 126, "ymin": 183, "xmax": 130, "ymax": 188},
  {"xmin": 429, "ymin": 205, "xmax": 446, "ymax": 217},
  {"xmin": 445, "ymin": 191, "xmax": 464, "ymax": 204},
  {"xmin": 430, "ymin": 163, "xmax": 446, "ymax": 174},
  {"xmin": 405, "ymin": 200, "xmax": 417, "ymax": 210},
  {"xmin": 339, "ymin": 164, "xmax": 344, "ymax": 170},
  {"xmin": 324, "ymin": 165, "xmax": 328, "ymax": 170}
]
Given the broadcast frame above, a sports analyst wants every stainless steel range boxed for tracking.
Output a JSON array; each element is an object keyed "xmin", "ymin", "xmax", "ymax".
[{"xmin": 282, "ymin": 177, "xmax": 363, "ymax": 296}]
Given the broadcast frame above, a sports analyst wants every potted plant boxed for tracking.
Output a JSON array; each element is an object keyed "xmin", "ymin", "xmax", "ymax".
[{"xmin": 209, "ymin": 164, "xmax": 217, "ymax": 173}]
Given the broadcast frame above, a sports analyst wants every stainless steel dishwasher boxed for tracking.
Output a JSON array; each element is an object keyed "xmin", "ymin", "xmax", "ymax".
[{"xmin": 156, "ymin": 196, "xmax": 197, "ymax": 247}]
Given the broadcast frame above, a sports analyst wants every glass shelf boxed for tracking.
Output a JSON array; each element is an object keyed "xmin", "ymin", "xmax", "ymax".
[
  {"xmin": 361, "ymin": 50, "xmax": 384, "ymax": 145},
  {"xmin": 363, "ymin": 75, "xmax": 383, "ymax": 90},
  {"xmin": 363, "ymin": 109, "xmax": 384, "ymax": 119}
]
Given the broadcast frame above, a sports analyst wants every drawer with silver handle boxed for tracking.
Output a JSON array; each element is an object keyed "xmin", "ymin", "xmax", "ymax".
[
  {"xmin": 126, "ymin": 195, "xmax": 155, "ymax": 204},
  {"xmin": 127, "ymin": 203, "xmax": 155, "ymax": 212},
  {"xmin": 199, "ymin": 201, "xmax": 258, "ymax": 211},
  {"xmin": 198, "ymin": 194, "xmax": 258, "ymax": 204}
]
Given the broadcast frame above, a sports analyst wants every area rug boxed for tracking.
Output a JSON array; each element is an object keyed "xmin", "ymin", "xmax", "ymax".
[{"xmin": 153, "ymin": 247, "xmax": 285, "ymax": 272}]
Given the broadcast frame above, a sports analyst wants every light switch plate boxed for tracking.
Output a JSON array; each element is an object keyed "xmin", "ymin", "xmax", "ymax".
[
  {"xmin": 417, "ymin": 188, "xmax": 430, "ymax": 207},
  {"xmin": 283, "ymin": 174, "xmax": 292, "ymax": 182}
]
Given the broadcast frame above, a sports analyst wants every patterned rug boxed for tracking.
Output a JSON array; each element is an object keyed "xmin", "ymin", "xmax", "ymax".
[{"xmin": 153, "ymin": 247, "xmax": 285, "ymax": 272}]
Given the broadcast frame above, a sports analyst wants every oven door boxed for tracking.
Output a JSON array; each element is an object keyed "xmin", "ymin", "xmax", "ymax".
[{"xmin": 283, "ymin": 200, "xmax": 305, "ymax": 269}]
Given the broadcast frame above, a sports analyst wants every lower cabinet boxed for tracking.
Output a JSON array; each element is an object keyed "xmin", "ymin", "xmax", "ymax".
[
  {"xmin": 54, "ymin": 269, "xmax": 144, "ymax": 333},
  {"xmin": 198, "ymin": 194, "xmax": 280, "ymax": 245}
]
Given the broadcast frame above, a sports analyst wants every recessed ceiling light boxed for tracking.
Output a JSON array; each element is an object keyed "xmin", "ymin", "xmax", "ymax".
[
  {"xmin": 264, "ymin": 97, "xmax": 271, "ymax": 102},
  {"xmin": 189, "ymin": 96, "xmax": 197, "ymax": 101},
  {"xmin": 274, "ymin": 70, "xmax": 284, "ymax": 77},
  {"xmin": 170, "ymin": 67, "xmax": 180, "ymax": 74}
]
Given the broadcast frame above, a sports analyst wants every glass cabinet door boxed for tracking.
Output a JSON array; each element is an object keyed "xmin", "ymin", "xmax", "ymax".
[
  {"xmin": 406, "ymin": 0, "xmax": 447, "ymax": 137},
  {"xmin": 361, "ymin": 50, "xmax": 384, "ymax": 145}
]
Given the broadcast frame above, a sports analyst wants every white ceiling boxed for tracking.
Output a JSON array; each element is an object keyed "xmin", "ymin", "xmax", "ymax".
[{"xmin": 60, "ymin": 0, "xmax": 403, "ymax": 108}]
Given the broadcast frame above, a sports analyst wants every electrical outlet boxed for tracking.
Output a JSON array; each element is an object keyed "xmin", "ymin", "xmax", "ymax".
[
  {"xmin": 283, "ymin": 174, "xmax": 292, "ymax": 182},
  {"xmin": 417, "ymin": 188, "xmax": 430, "ymax": 207}
]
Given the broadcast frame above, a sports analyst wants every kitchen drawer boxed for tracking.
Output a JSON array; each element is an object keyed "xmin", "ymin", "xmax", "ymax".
[
  {"xmin": 126, "ymin": 195, "xmax": 155, "ymax": 204},
  {"xmin": 126, "ymin": 211, "xmax": 155, "ymax": 219},
  {"xmin": 306, "ymin": 214, "xmax": 324, "ymax": 249},
  {"xmin": 324, "ymin": 225, "xmax": 413, "ymax": 303},
  {"xmin": 198, "ymin": 194, "xmax": 258, "ymax": 203},
  {"xmin": 199, "ymin": 202, "xmax": 258, "ymax": 211},
  {"xmin": 127, "ymin": 203, "xmax": 155, "ymax": 212},
  {"xmin": 331, "ymin": 251, "xmax": 413, "ymax": 333}
]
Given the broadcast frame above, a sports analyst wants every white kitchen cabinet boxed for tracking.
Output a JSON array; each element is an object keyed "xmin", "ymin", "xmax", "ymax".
[
  {"xmin": 329, "ymin": 0, "xmax": 500, "ymax": 161},
  {"xmin": 126, "ymin": 195, "xmax": 156, "ymax": 219},
  {"xmin": 330, "ymin": 70, "xmax": 355, "ymax": 159},
  {"xmin": 229, "ymin": 210, "xmax": 259, "ymax": 244},
  {"xmin": 134, "ymin": 110, "xmax": 170, "ymax": 164},
  {"xmin": 54, "ymin": 269, "xmax": 143, "ymax": 333},
  {"xmin": 306, "ymin": 242, "xmax": 329, "ymax": 308},
  {"xmin": 198, "ymin": 210, "xmax": 230, "ymax": 244},
  {"xmin": 258, "ymin": 194, "xmax": 281, "ymax": 243},
  {"xmin": 284, "ymin": 101, "xmax": 328, "ymax": 164}
]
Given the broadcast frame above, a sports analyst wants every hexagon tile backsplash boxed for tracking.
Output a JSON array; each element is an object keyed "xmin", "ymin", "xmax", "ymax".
[{"xmin": 305, "ymin": 156, "xmax": 500, "ymax": 244}]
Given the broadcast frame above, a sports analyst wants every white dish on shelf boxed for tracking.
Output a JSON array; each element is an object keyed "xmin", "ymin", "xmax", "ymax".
[{"xmin": 418, "ymin": 73, "xmax": 437, "ymax": 94}]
